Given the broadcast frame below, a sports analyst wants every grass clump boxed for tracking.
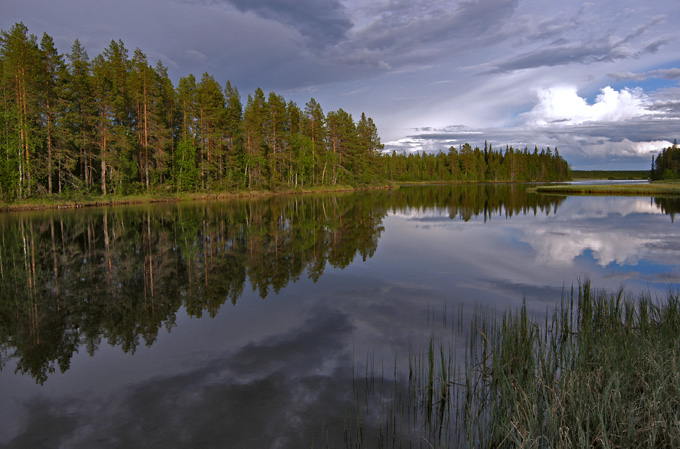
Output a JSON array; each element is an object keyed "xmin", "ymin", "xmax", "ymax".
[
  {"xmin": 469, "ymin": 281, "xmax": 680, "ymax": 448},
  {"xmin": 342, "ymin": 283, "xmax": 680, "ymax": 448}
]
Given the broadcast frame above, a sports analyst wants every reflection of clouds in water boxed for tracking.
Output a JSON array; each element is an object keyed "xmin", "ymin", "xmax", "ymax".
[
  {"xmin": 525, "ymin": 197, "xmax": 675, "ymax": 268},
  {"xmin": 3, "ymin": 279, "xmax": 457, "ymax": 448},
  {"xmin": 6, "ymin": 306, "xmax": 356, "ymax": 448},
  {"xmin": 396, "ymin": 198, "xmax": 664, "ymax": 221},
  {"xmin": 384, "ymin": 195, "xmax": 679, "ymax": 293},
  {"xmin": 393, "ymin": 197, "xmax": 673, "ymax": 268},
  {"xmin": 531, "ymin": 228, "xmax": 652, "ymax": 267},
  {"xmin": 565, "ymin": 197, "xmax": 665, "ymax": 219}
]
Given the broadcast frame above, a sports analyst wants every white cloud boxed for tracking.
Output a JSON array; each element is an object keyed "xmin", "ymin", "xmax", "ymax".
[
  {"xmin": 630, "ymin": 140, "xmax": 674, "ymax": 155},
  {"xmin": 573, "ymin": 138, "xmax": 673, "ymax": 158},
  {"xmin": 525, "ymin": 86, "xmax": 651, "ymax": 126}
]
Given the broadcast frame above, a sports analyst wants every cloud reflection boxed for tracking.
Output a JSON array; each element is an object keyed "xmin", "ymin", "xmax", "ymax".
[
  {"xmin": 524, "ymin": 197, "xmax": 674, "ymax": 268},
  {"xmin": 5, "ymin": 306, "xmax": 356, "ymax": 448}
]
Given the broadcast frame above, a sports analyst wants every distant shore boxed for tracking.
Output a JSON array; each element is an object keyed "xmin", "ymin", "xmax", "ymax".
[{"xmin": 532, "ymin": 181, "xmax": 680, "ymax": 196}]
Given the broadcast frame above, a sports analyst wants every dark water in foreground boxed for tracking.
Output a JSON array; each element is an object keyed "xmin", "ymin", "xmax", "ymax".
[{"xmin": 0, "ymin": 184, "xmax": 678, "ymax": 448}]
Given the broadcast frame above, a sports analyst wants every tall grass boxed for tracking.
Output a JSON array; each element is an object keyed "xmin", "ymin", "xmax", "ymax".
[
  {"xmin": 338, "ymin": 282, "xmax": 680, "ymax": 448},
  {"xmin": 471, "ymin": 281, "xmax": 680, "ymax": 448}
]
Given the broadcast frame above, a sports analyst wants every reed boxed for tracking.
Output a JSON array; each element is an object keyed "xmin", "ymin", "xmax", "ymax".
[
  {"xmin": 336, "ymin": 282, "xmax": 680, "ymax": 448},
  {"xmin": 472, "ymin": 281, "xmax": 680, "ymax": 448}
]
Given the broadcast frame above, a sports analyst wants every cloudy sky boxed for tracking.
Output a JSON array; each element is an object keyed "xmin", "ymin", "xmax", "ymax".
[{"xmin": 3, "ymin": 0, "xmax": 680, "ymax": 169}]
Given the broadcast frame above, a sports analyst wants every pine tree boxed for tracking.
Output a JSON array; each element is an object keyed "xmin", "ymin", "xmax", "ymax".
[
  {"xmin": 149, "ymin": 60, "xmax": 175, "ymax": 186},
  {"xmin": 196, "ymin": 73, "xmax": 225, "ymax": 189},
  {"xmin": 267, "ymin": 92, "xmax": 288, "ymax": 188},
  {"xmin": 91, "ymin": 54, "xmax": 112, "ymax": 194},
  {"xmin": 0, "ymin": 23, "xmax": 41, "ymax": 198},
  {"xmin": 243, "ymin": 88, "xmax": 267, "ymax": 189},
  {"xmin": 303, "ymin": 98, "xmax": 325, "ymax": 184},
  {"xmin": 326, "ymin": 109, "xmax": 359, "ymax": 185},
  {"xmin": 131, "ymin": 48, "xmax": 153, "ymax": 190},
  {"xmin": 177, "ymin": 75, "xmax": 197, "ymax": 144},
  {"xmin": 224, "ymin": 80, "xmax": 244, "ymax": 188},
  {"xmin": 64, "ymin": 39, "xmax": 93, "ymax": 193},
  {"xmin": 38, "ymin": 33, "xmax": 66, "ymax": 195}
]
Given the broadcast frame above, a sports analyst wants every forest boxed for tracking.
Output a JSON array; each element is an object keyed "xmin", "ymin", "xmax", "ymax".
[
  {"xmin": 0, "ymin": 22, "xmax": 571, "ymax": 202},
  {"xmin": 383, "ymin": 142, "xmax": 571, "ymax": 182},
  {"xmin": 651, "ymin": 140, "xmax": 680, "ymax": 180}
]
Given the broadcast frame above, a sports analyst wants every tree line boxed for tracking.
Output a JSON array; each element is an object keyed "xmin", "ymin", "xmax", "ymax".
[
  {"xmin": 651, "ymin": 140, "xmax": 680, "ymax": 180},
  {"xmin": 383, "ymin": 142, "xmax": 571, "ymax": 182},
  {"xmin": 0, "ymin": 23, "xmax": 384, "ymax": 200},
  {"xmin": 1, "ymin": 22, "xmax": 575, "ymax": 202}
]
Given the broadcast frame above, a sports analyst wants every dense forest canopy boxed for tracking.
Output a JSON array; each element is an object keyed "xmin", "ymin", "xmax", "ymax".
[
  {"xmin": 651, "ymin": 140, "xmax": 680, "ymax": 180},
  {"xmin": 384, "ymin": 142, "xmax": 571, "ymax": 182},
  {"xmin": 0, "ymin": 22, "xmax": 572, "ymax": 201}
]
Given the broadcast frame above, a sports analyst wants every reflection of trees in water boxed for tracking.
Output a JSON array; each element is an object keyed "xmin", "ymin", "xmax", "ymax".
[
  {"xmin": 390, "ymin": 183, "xmax": 566, "ymax": 221},
  {"xmin": 0, "ymin": 185, "xmax": 566, "ymax": 383},
  {"xmin": 653, "ymin": 197, "xmax": 680, "ymax": 221},
  {"xmin": 0, "ymin": 194, "xmax": 387, "ymax": 383}
]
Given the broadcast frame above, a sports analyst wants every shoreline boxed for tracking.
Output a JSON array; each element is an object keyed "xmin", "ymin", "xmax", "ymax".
[
  {"xmin": 531, "ymin": 181, "xmax": 680, "ymax": 196},
  {"xmin": 0, "ymin": 184, "xmax": 395, "ymax": 213},
  {"xmin": 5, "ymin": 179, "xmax": 679, "ymax": 213}
]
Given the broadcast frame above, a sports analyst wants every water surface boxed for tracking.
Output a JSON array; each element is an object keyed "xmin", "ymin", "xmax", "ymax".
[{"xmin": 0, "ymin": 184, "xmax": 678, "ymax": 447}]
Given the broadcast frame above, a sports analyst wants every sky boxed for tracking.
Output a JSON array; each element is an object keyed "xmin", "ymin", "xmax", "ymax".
[{"xmin": 2, "ymin": 0, "xmax": 680, "ymax": 170}]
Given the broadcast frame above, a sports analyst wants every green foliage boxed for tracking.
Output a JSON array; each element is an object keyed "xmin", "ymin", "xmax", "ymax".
[
  {"xmin": 346, "ymin": 282, "xmax": 680, "ymax": 448},
  {"xmin": 2, "ymin": 22, "xmax": 582, "ymax": 201},
  {"xmin": 383, "ymin": 144, "xmax": 572, "ymax": 183},
  {"xmin": 468, "ymin": 283, "xmax": 680, "ymax": 448},
  {"xmin": 651, "ymin": 140, "xmax": 680, "ymax": 180},
  {"xmin": 174, "ymin": 138, "xmax": 198, "ymax": 192},
  {"xmin": 0, "ymin": 22, "xmax": 385, "ymax": 200}
]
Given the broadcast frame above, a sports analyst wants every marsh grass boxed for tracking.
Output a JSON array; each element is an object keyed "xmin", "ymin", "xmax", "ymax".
[
  {"xmin": 531, "ymin": 182, "xmax": 680, "ymax": 196},
  {"xmin": 338, "ymin": 282, "xmax": 680, "ymax": 448},
  {"xmin": 473, "ymin": 281, "xmax": 680, "ymax": 449}
]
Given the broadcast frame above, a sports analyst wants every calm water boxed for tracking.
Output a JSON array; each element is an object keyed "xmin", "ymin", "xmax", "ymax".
[{"xmin": 0, "ymin": 184, "xmax": 678, "ymax": 448}]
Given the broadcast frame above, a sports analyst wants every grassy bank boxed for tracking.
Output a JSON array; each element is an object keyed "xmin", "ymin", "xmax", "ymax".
[
  {"xmin": 0, "ymin": 184, "xmax": 392, "ymax": 213},
  {"xmin": 532, "ymin": 181, "xmax": 680, "ymax": 196},
  {"xmin": 571, "ymin": 170, "xmax": 650, "ymax": 180},
  {"xmin": 344, "ymin": 283, "xmax": 680, "ymax": 448},
  {"xmin": 468, "ymin": 282, "xmax": 680, "ymax": 448}
]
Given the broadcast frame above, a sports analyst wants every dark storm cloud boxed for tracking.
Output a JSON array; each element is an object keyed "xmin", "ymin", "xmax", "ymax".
[
  {"xmin": 345, "ymin": 0, "xmax": 519, "ymax": 65},
  {"xmin": 489, "ymin": 41, "xmax": 645, "ymax": 74},
  {"xmin": 609, "ymin": 67, "xmax": 680, "ymax": 82},
  {"xmin": 197, "ymin": 0, "xmax": 523, "ymax": 90},
  {"xmin": 220, "ymin": 0, "xmax": 352, "ymax": 46},
  {"xmin": 487, "ymin": 16, "xmax": 672, "ymax": 74},
  {"xmin": 518, "ymin": 3, "xmax": 591, "ymax": 45}
]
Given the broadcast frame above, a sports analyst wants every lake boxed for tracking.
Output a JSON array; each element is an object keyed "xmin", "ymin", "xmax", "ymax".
[{"xmin": 0, "ymin": 184, "xmax": 678, "ymax": 448}]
